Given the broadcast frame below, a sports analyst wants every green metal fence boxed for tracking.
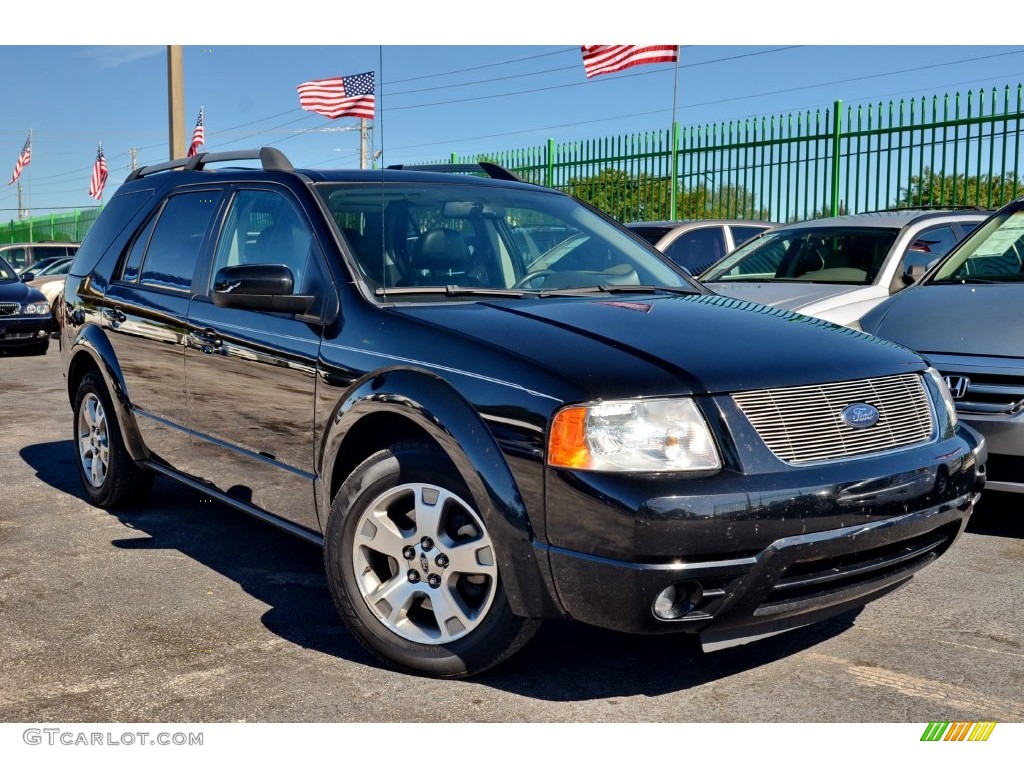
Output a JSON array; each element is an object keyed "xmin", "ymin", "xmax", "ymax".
[
  {"xmin": 453, "ymin": 84, "xmax": 1024, "ymax": 223},
  {"xmin": 5, "ymin": 84, "xmax": 1024, "ymax": 237},
  {"xmin": 1, "ymin": 207, "xmax": 102, "ymax": 245}
]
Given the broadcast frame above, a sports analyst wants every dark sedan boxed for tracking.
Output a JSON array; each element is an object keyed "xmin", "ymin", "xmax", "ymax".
[{"xmin": 0, "ymin": 254, "xmax": 51, "ymax": 354}]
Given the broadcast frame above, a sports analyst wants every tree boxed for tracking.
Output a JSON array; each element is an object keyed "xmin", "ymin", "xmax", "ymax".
[
  {"xmin": 564, "ymin": 168, "xmax": 769, "ymax": 222},
  {"xmin": 899, "ymin": 168, "xmax": 1024, "ymax": 209}
]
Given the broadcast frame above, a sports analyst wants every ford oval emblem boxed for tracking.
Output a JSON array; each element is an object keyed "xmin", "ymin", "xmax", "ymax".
[{"xmin": 841, "ymin": 403, "xmax": 879, "ymax": 428}]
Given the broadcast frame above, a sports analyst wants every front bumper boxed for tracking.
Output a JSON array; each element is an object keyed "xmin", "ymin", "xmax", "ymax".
[
  {"xmin": 0, "ymin": 316, "xmax": 51, "ymax": 347},
  {"xmin": 539, "ymin": 424, "xmax": 985, "ymax": 648}
]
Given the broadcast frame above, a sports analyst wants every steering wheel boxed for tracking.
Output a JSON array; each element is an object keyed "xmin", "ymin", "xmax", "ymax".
[{"xmin": 513, "ymin": 270, "xmax": 558, "ymax": 289}]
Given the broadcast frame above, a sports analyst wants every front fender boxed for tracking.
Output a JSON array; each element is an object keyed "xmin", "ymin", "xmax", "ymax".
[{"xmin": 318, "ymin": 367, "xmax": 561, "ymax": 619}]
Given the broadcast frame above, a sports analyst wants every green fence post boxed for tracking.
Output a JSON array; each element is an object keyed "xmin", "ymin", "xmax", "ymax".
[
  {"xmin": 831, "ymin": 99, "xmax": 843, "ymax": 216},
  {"xmin": 546, "ymin": 138, "xmax": 555, "ymax": 188}
]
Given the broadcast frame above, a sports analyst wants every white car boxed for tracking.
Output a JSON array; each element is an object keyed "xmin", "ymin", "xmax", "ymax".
[{"xmin": 698, "ymin": 209, "xmax": 989, "ymax": 326}]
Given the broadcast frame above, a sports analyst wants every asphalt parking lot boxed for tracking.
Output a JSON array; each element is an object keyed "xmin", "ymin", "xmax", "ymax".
[{"xmin": 1, "ymin": 347, "xmax": 1022, "ymax": 723}]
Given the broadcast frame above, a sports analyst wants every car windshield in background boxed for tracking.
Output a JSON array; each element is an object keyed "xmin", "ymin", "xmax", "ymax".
[
  {"xmin": 700, "ymin": 227, "xmax": 900, "ymax": 285},
  {"xmin": 627, "ymin": 226, "xmax": 673, "ymax": 246},
  {"xmin": 314, "ymin": 182, "xmax": 693, "ymax": 298},
  {"xmin": 0, "ymin": 257, "xmax": 17, "ymax": 282},
  {"xmin": 931, "ymin": 207, "xmax": 1024, "ymax": 283}
]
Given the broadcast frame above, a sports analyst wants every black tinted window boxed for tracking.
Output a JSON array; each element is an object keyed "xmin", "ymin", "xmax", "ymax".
[
  {"xmin": 139, "ymin": 192, "xmax": 217, "ymax": 291},
  {"xmin": 730, "ymin": 225, "xmax": 769, "ymax": 248},
  {"xmin": 664, "ymin": 228, "xmax": 726, "ymax": 273}
]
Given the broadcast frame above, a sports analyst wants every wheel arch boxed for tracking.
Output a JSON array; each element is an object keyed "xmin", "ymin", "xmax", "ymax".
[
  {"xmin": 318, "ymin": 367, "xmax": 559, "ymax": 619},
  {"xmin": 66, "ymin": 326, "xmax": 149, "ymax": 463}
]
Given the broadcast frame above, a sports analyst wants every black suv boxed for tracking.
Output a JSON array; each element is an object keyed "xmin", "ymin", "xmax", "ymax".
[{"xmin": 60, "ymin": 148, "xmax": 986, "ymax": 678}]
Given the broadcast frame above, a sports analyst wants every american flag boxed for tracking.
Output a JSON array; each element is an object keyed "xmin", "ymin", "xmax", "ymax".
[
  {"xmin": 296, "ymin": 71, "xmax": 375, "ymax": 120},
  {"xmin": 581, "ymin": 46, "xmax": 678, "ymax": 78},
  {"xmin": 187, "ymin": 106, "xmax": 205, "ymax": 157},
  {"xmin": 8, "ymin": 133, "xmax": 31, "ymax": 186},
  {"xmin": 88, "ymin": 144, "xmax": 108, "ymax": 201}
]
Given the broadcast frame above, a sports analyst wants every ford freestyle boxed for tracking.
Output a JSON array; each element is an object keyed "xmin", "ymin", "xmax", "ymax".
[{"xmin": 59, "ymin": 149, "xmax": 986, "ymax": 677}]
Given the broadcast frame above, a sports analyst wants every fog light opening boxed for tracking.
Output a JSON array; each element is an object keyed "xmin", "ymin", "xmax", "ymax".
[
  {"xmin": 36, "ymin": 330, "xmax": 48, "ymax": 338},
  {"xmin": 653, "ymin": 581, "xmax": 704, "ymax": 620}
]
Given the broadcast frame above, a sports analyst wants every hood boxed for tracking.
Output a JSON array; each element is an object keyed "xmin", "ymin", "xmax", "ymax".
[
  {"xmin": 0, "ymin": 280, "xmax": 44, "ymax": 304},
  {"xmin": 862, "ymin": 283, "xmax": 1024, "ymax": 358},
  {"xmin": 706, "ymin": 281, "xmax": 866, "ymax": 312},
  {"xmin": 395, "ymin": 293, "xmax": 925, "ymax": 398}
]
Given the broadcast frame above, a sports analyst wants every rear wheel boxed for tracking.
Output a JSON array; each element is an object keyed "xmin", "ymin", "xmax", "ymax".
[
  {"xmin": 73, "ymin": 371, "xmax": 153, "ymax": 507},
  {"xmin": 324, "ymin": 440, "xmax": 540, "ymax": 678}
]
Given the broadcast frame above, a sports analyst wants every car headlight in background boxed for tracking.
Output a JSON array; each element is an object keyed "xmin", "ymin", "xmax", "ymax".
[
  {"xmin": 925, "ymin": 367, "xmax": 959, "ymax": 428},
  {"xmin": 21, "ymin": 302, "xmax": 50, "ymax": 316},
  {"xmin": 548, "ymin": 398, "xmax": 721, "ymax": 472}
]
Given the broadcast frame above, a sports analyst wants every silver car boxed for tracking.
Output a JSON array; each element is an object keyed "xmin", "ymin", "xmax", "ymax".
[
  {"xmin": 699, "ymin": 210, "xmax": 988, "ymax": 326},
  {"xmin": 625, "ymin": 219, "xmax": 775, "ymax": 274},
  {"xmin": 859, "ymin": 200, "xmax": 1024, "ymax": 493}
]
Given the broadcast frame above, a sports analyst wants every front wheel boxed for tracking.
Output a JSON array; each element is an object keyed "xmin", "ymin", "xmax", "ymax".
[
  {"xmin": 324, "ymin": 440, "xmax": 540, "ymax": 678},
  {"xmin": 73, "ymin": 371, "xmax": 153, "ymax": 508}
]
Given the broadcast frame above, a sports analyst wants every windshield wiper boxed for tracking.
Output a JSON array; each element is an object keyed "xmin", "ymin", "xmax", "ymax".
[
  {"xmin": 537, "ymin": 284, "xmax": 698, "ymax": 297},
  {"xmin": 375, "ymin": 285, "xmax": 526, "ymax": 298},
  {"xmin": 932, "ymin": 276, "xmax": 1001, "ymax": 285}
]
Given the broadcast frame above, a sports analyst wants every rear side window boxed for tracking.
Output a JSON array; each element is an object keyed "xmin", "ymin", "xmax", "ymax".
[
  {"xmin": 664, "ymin": 227, "xmax": 726, "ymax": 273},
  {"xmin": 69, "ymin": 189, "xmax": 154, "ymax": 277},
  {"xmin": 138, "ymin": 192, "xmax": 218, "ymax": 291}
]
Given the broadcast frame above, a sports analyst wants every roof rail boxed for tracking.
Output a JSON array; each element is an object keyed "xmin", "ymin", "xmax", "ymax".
[
  {"xmin": 125, "ymin": 147, "xmax": 294, "ymax": 182},
  {"xmin": 385, "ymin": 162, "xmax": 522, "ymax": 183}
]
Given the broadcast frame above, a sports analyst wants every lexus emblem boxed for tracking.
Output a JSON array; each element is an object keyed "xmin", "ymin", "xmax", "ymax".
[{"xmin": 944, "ymin": 375, "xmax": 970, "ymax": 400}]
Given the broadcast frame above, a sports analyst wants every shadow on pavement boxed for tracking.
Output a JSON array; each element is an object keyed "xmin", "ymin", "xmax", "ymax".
[
  {"xmin": 966, "ymin": 491, "xmax": 1024, "ymax": 539},
  {"xmin": 21, "ymin": 438, "xmax": 862, "ymax": 700}
]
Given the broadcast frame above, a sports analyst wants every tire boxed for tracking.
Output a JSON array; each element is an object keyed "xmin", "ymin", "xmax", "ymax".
[
  {"xmin": 73, "ymin": 371, "xmax": 153, "ymax": 508},
  {"xmin": 324, "ymin": 440, "xmax": 540, "ymax": 678}
]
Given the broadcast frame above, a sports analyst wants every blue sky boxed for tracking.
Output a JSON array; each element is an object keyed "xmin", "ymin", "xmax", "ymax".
[{"xmin": 4, "ymin": 4, "xmax": 1024, "ymax": 215}]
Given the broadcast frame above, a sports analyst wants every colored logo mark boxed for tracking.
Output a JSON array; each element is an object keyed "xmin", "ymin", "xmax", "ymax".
[{"xmin": 921, "ymin": 721, "xmax": 997, "ymax": 741}]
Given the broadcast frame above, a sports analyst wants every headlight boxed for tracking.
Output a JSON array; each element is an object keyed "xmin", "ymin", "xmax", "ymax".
[
  {"xmin": 548, "ymin": 398, "xmax": 721, "ymax": 472},
  {"xmin": 925, "ymin": 367, "xmax": 958, "ymax": 427},
  {"xmin": 21, "ymin": 302, "xmax": 50, "ymax": 316}
]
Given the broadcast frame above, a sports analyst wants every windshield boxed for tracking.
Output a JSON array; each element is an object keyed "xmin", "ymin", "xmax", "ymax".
[
  {"xmin": 314, "ymin": 181, "xmax": 694, "ymax": 300},
  {"xmin": 700, "ymin": 226, "xmax": 899, "ymax": 285},
  {"xmin": 931, "ymin": 207, "xmax": 1024, "ymax": 283}
]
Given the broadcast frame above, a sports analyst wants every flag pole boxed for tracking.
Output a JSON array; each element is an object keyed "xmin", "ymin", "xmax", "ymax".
[
  {"xmin": 669, "ymin": 50, "xmax": 679, "ymax": 220},
  {"xmin": 27, "ymin": 128, "xmax": 33, "ymax": 238}
]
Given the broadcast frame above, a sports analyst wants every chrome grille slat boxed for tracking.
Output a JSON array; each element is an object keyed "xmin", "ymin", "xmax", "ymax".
[
  {"xmin": 734, "ymin": 373, "xmax": 935, "ymax": 464},
  {"xmin": 0, "ymin": 302, "xmax": 19, "ymax": 316}
]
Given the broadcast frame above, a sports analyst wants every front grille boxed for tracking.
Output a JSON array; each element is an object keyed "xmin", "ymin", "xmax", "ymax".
[
  {"xmin": 0, "ymin": 302, "xmax": 19, "ymax": 317},
  {"xmin": 734, "ymin": 373, "xmax": 935, "ymax": 464},
  {"xmin": 937, "ymin": 369, "xmax": 1024, "ymax": 415}
]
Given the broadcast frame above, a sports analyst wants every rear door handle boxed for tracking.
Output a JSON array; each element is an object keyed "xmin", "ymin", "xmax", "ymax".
[
  {"xmin": 190, "ymin": 328, "xmax": 223, "ymax": 353},
  {"xmin": 102, "ymin": 307, "xmax": 126, "ymax": 324}
]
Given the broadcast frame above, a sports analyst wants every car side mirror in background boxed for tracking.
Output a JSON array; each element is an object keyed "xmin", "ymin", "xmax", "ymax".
[
  {"xmin": 213, "ymin": 264, "xmax": 314, "ymax": 314},
  {"xmin": 20, "ymin": 272, "xmax": 35, "ymax": 283}
]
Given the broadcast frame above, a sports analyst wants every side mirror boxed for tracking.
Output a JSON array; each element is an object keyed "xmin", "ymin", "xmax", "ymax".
[
  {"xmin": 213, "ymin": 264, "xmax": 314, "ymax": 314},
  {"xmin": 21, "ymin": 272, "xmax": 35, "ymax": 283}
]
